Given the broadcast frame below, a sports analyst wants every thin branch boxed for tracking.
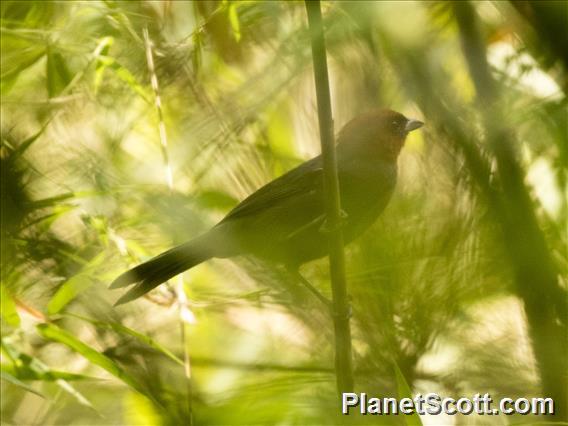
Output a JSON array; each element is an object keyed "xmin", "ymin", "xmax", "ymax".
[
  {"xmin": 287, "ymin": 267, "xmax": 332, "ymax": 309},
  {"xmin": 305, "ymin": 0, "xmax": 354, "ymax": 395},
  {"xmin": 143, "ymin": 27, "xmax": 193, "ymax": 425},
  {"xmin": 143, "ymin": 28, "xmax": 172, "ymax": 190}
]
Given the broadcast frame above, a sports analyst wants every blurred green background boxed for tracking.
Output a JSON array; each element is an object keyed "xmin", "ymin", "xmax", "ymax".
[{"xmin": 1, "ymin": 1, "xmax": 566, "ymax": 425}]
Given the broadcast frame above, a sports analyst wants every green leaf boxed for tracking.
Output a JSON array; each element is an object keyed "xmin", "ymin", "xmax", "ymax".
[
  {"xmin": 1, "ymin": 363, "xmax": 97, "ymax": 382},
  {"xmin": 36, "ymin": 323, "xmax": 147, "ymax": 397},
  {"xmin": 1, "ymin": 371, "xmax": 45, "ymax": 398},
  {"xmin": 0, "ymin": 284, "xmax": 20, "ymax": 327},
  {"xmin": 67, "ymin": 313, "xmax": 184, "ymax": 367},
  {"xmin": 228, "ymin": 2, "xmax": 241, "ymax": 42},
  {"xmin": 21, "ymin": 204, "xmax": 77, "ymax": 233},
  {"xmin": 394, "ymin": 362, "xmax": 423, "ymax": 426},
  {"xmin": 95, "ymin": 55, "xmax": 151, "ymax": 102},
  {"xmin": 0, "ymin": 49, "xmax": 44, "ymax": 95},
  {"xmin": 47, "ymin": 253, "xmax": 106, "ymax": 314},
  {"xmin": 93, "ymin": 36, "xmax": 114, "ymax": 94},
  {"xmin": 46, "ymin": 46, "xmax": 72, "ymax": 98},
  {"xmin": 30, "ymin": 192, "xmax": 76, "ymax": 209},
  {"xmin": 1, "ymin": 340, "xmax": 93, "ymax": 407},
  {"xmin": 192, "ymin": 30, "xmax": 202, "ymax": 74},
  {"xmin": 47, "ymin": 274, "xmax": 92, "ymax": 315}
]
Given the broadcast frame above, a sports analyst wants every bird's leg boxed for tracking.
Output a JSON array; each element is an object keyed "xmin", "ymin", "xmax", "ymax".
[
  {"xmin": 286, "ymin": 267, "xmax": 332, "ymax": 310},
  {"xmin": 319, "ymin": 209, "xmax": 348, "ymax": 234}
]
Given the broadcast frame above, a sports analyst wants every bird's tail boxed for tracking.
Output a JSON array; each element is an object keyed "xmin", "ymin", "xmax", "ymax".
[{"xmin": 110, "ymin": 233, "xmax": 215, "ymax": 306}]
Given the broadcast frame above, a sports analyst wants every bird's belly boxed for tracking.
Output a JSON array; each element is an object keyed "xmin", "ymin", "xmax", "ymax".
[
  {"xmin": 342, "ymin": 188, "xmax": 394, "ymax": 244},
  {"xmin": 339, "ymin": 164, "xmax": 397, "ymax": 243}
]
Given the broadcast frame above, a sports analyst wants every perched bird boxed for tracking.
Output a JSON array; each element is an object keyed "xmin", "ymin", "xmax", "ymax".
[{"xmin": 111, "ymin": 109, "xmax": 423, "ymax": 305}]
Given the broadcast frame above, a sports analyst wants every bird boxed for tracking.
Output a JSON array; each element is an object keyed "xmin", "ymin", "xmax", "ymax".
[{"xmin": 111, "ymin": 109, "xmax": 423, "ymax": 305}]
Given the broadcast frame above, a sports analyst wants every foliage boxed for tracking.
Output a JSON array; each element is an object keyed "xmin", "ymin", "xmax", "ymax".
[{"xmin": 1, "ymin": 1, "xmax": 566, "ymax": 425}]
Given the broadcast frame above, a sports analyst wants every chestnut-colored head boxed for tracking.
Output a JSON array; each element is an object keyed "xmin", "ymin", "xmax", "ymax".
[{"xmin": 337, "ymin": 109, "xmax": 423, "ymax": 161}]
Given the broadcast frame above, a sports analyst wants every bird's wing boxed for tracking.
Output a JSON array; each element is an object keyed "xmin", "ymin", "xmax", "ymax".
[{"xmin": 220, "ymin": 156, "xmax": 323, "ymax": 222}]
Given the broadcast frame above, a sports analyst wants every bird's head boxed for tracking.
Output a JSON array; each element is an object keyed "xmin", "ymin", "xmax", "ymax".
[{"xmin": 337, "ymin": 109, "xmax": 424, "ymax": 161}]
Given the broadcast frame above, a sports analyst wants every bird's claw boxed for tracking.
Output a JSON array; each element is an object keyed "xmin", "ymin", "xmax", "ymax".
[
  {"xmin": 332, "ymin": 303, "xmax": 353, "ymax": 320},
  {"xmin": 319, "ymin": 209, "xmax": 348, "ymax": 234}
]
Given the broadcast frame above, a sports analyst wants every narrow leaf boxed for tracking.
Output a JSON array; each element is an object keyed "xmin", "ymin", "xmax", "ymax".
[
  {"xmin": 1, "ymin": 371, "xmax": 45, "ymax": 398},
  {"xmin": 36, "ymin": 323, "xmax": 147, "ymax": 397},
  {"xmin": 67, "ymin": 313, "xmax": 184, "ymax": 367},
  {"xmin": 394, "ymin": 362, "xmax": 423, "ymax": 426},
  {"xmin": 228, "ymin": 2, "xmax": 241, "ymax": 42},
  {"xmin": 47, "ymin": 253, "xmax": 106, "ymax": 314},
  {"xmin": 1, "ymin": 49, "xmax": 44, "ymax": 95},
  {"xmin": 0, "ymin": 285, "xmax": 20, "ymax": 326},
  {"xmin": 46, "ymin": 46, "xmax": 72, "ymax": 98},
  {"xmin": 10, "ymin": 121, "xmax": 51, "ymax": 162},
  {"xmin": 1, "ymin": 340, "xmax": 94, "ymax": 408},
  {"xmin": 1, "ymin": 363, "xmax": 97, "ymax": 382}
]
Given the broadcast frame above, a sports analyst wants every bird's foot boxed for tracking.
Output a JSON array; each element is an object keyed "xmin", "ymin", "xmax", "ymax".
[
  {"xmin": 331, "ymin": 293, "xmax": 353, "ymax": 320},
  {"xmin": 319, "ymin": 209, "xmax": 348, "ymax": 234},
  {"xmin": 332, "ymin": 303, "xmax": 353, "ymax": 321}
]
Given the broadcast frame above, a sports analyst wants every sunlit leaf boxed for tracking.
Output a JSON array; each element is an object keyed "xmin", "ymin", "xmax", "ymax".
[
  {"xmin": 93, "ymin": 36, "xmax": 114, "ymax": 94},
  {"xmin": 123, "ymin": 391, "xmax": 162, "ymax": 426},
  {"xmin": 95, "ymin": 55, "xmax": 151, "ymax": 102},
  {"xmin": 228, "ymin": 1, "xmax": 241, "ymax": 42},
  {"xmin": 0, "ymin": 284, "xmax": 20, "ymax": 326},
  {"xmin": 47, "ymin": 253, "xmax": 106, "ymax": 314}
]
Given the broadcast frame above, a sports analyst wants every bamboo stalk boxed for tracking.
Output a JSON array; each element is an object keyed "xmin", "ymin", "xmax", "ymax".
[{"xmin": 305, "ymin": 0, "xmax": 354, "ymax": 395}]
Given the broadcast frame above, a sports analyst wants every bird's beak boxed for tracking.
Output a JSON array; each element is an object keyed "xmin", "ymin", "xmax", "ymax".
[{"xmin": 405, "ymin": 119, "xmax": 424, "ymax": 133}]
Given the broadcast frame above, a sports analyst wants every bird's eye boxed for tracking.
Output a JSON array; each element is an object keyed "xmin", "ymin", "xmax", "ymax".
[{"xmin": 391, "ymin": 120, "xmax": 400, "ymax": 129}]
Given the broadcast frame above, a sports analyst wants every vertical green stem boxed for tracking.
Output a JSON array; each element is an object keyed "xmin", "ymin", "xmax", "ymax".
[{"xmin": 305, "ymin": 0, "xmax": 354, "ymax": 395}]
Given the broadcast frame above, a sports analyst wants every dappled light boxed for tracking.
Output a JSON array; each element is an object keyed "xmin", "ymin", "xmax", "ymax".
[{"xmin": 1, "ymin": 1, "xmax": 566, "ymax": 425}]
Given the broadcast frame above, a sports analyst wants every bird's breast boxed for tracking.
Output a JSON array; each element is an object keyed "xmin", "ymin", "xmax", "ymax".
[{"xmin": 338, "ymin": 159, "xmax": 397, "ymax": 242}]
